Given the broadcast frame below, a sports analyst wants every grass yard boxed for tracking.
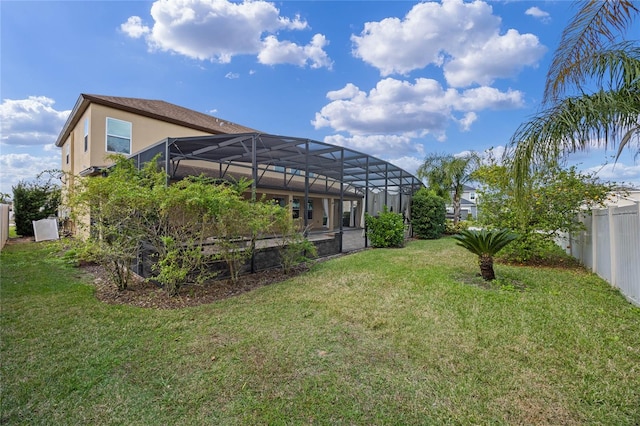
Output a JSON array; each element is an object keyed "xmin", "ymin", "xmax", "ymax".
[{"xmin": 1, "ymin": 238, "xmax": 639, "ymax": 425}]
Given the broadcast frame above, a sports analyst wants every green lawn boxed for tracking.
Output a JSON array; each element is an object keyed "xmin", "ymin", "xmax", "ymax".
[{"xmin": 1, "ymin": 238, "xmax": 639, "ymax": 425}]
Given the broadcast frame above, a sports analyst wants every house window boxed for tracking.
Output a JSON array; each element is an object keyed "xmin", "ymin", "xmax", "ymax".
[
  {"xmin": 274, "ymin": 166, "xmax": 285, "ymax": 173},
  {"xmin": 65, "ymin": 144, "xmax": 70, "ymax": 165},
  {"xmin": 106, "ymin": 117, "xmax": 131, "ymax": 154},
  {"xmin": 83, "ymin": 118, "xmax": 89, "ymax": 152},
  {"xmin": 272, "ymin": 197, "xmax": 285, "ymax": 207},
  {"xmin": 470, "ymin": 193, "xmax": 475, "ymax": 201},
  {"xmin": 292, "ymin": 199, "xmax": 300, "ymax": 219}
]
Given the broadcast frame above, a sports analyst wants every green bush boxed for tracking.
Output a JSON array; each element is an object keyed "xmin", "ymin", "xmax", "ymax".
[
  {"xmin": 411, "ymin": 188, "xmax": 445, "ymax": 239},
  {"xmin": 444, "ymin": 219, "xmax": 470, "ymax": 235},
  {"xmin": 365, "ymin": 206, "xmax": 405, "ymax": 248},
  {"xmin": 12, "ymin": 172, "xmax": 60, "ymax": 237}
]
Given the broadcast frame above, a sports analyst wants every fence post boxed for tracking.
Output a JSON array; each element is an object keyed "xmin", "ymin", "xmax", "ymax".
[
  {"xmin": 608, "ymin": 206, "xmax": 616, "ymax": 287},
  {"xmin": 592, "ymin": 210, "xmax": 597, "ymax": 274}
]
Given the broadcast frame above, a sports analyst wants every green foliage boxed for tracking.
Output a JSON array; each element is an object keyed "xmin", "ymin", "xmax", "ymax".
[
  {"xmin": 444, "ymin": 219, "xmax": 470, "ymax": 235},
  {"xmin": 417, "ymin": 152, "xmax": 480, "ymax": 225},
  {"xmin": 67, "ymin": 156, "xmax": 306, "ymax": 294},
  {"xmin": 12, "ymin": 170, "xmax": 61, "ymax": 237},
  {"xmin": 365, "ymin": 206, "xmax": 405, "ymax": 248},
  {"xmin": 452, "ymin": 228, "xmax": 518, "ymax": 281},
  {"xmin": 272, "ymin": 212, "xmax": 318, "ymax": 274},
  {"xmin": 411, "ymin": 188, "xmax": 445, "ymax": 239},
  {"xmin": 474, "ymin": 159, "xmax": 613, "ymax": 262}
]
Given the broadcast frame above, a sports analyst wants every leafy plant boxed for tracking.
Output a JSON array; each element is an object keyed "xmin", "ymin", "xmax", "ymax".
[
  {"xmin": 473, "ymin": 159, "xmax": 613, "ymax": 262},
  {"xmin": 365, "ymin": 206, "xmax": 405, "ymax": 248},
  {"xmin": 452, "ymin": 229, "xmax": 518, "ymax": 281},
  {"xmin": 272, "ymin": 214, "xmax": 318, "ymax": 274},
  {"xmin": 12, "ymin": 170, "xmax": 61, "ymax": 237},
  {"xmin": 411, "ymin": 188, "xmax": 445, "ymax": 239}
]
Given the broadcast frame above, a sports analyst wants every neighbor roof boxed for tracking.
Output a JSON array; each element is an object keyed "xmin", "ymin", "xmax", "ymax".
[{"xmin": 55, "ymin": 94, "xmax": 257, "ymax": 147}]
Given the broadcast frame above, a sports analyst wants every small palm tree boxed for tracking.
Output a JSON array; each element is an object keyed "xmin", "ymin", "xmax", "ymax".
[{"xmin": 452, "ymin": 229, "xmax": 518, "ymax": 281}]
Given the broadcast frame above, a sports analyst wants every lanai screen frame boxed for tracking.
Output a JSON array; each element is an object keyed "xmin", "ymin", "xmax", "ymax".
[{"xmin": 130, "ymin": 133, "xmax": 424, "ymax": 252}]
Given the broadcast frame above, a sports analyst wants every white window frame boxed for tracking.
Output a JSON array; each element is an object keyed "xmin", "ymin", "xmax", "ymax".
[
  {"xmin": 105, "ymin": 117, "xmax": 132, "ymax": 154},
  {"xmin": 83, "ymin": 118, "xmax": 89, "ymax": 152}
]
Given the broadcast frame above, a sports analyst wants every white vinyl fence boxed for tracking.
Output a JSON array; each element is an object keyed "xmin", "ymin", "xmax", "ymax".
[
  {"xmin": 0, "ymin": 204, "xmax": 10, "ymax": 251},
  {"xmin": 563, "ymin": 198, "xmax": 640, "ymax": 307}
]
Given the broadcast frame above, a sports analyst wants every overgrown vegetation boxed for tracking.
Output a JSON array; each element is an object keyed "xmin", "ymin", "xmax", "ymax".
[
  {"xmin": 474, "ymin": 159, "xmax": 613, "ymax": 263},
  {"xmin": 410, "ymin": 188, "xmax": 446, "ymax": 239},
  {"xmin": 2, "ymin": 239, "xmax": 639, "ymax": 424},
  {"xmin": 365, "ymin": 206, "xmax": 405, "ymax": 248},
  {"xmin": 66, "ymin": 156, "xmax": 311, "ymax": 295},
  {"xmin": 11, "ymin": 170, "xmax": 61, "ymax": 237}
]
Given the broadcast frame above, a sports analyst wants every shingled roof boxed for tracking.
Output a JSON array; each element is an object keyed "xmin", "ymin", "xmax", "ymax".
[{"xmin": 55, "ymin": 94, "xmax": 258, "ymax": 147}]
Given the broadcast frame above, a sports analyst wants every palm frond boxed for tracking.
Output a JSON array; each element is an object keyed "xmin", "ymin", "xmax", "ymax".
[
  {"xmin": 509, "ymin": 88, "xmax": 640, "ymax": 191},
  {"xmin": 452, "ymin": 229, "xmax": 518, "ymax": 257},
  {"xmin": 544, "ymin": 0, "xmax": 639, "ymax": 102}
]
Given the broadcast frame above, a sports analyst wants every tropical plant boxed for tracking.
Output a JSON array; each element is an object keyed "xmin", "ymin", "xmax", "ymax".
[
  {"xmin": 365, "ymin": 206, "xmax": 405, "ymax": 248},
  {"xmin": 452, "ymin": 229, "xmax": 518, "ymax": 281},
  {"xmin": 509, "ymin": 0, "xmax": 640, "ymax": 192},
  {"xmin": 417, "ymin": 153, "xmax": 480, "ymax": 225},
  {"xmin": 411, "ymin": 188, "xmax": 446, "ymax": 239}
]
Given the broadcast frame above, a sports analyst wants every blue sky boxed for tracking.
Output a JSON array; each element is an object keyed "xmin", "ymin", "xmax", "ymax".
[{"xmin": 2, "ymin": 0, "xmax": 639, "ymax": 196}]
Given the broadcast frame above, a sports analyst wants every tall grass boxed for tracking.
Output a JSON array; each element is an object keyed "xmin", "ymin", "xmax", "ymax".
[{"xmin": 2, "ymin": 238, "xmax": 639, "ymax": 424}]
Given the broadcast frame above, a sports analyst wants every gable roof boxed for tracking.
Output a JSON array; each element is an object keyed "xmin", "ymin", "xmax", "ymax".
[{"xmin": 55, "ymin": 94, "xmax": 258, "ymax": 147}]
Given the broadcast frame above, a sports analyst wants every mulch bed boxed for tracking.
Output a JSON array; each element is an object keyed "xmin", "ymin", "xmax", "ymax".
[{"xmin": 84, "ymin": 263, "xmax": 312, "ymax": 309}]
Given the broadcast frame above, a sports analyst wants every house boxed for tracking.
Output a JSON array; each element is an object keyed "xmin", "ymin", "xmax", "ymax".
[
  {"xmin": 55, "ymin": 94, "xmax": 423, "ymax": 250},
  {"xmin": 445, "ymin": 184, "xmax": 478, "ymax": 220}
]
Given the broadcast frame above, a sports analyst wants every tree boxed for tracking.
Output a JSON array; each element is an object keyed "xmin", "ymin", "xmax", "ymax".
[
  {"xmin": 509, "ymin": 0, "xmax": 640, "ymax": 192},
  {"xmin": 417, "ymin": 153, "xmax": 479, "ymax": 226},
  {"xmin": 12, "ymin": 170, "xmax": 61, "ymax": 237},
  {"xmin": 452, "ymin": 229, "xmax": 518, "ymax": 281},
  {"xmin": 473, "ymin": 159, "xmax": 614, "ymax": 262},
  {"xmin": 410, "ymin": 188, "xmax": 446, "ymax": 239}
]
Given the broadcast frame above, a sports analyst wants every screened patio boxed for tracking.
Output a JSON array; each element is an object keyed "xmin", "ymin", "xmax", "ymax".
[{"xmin": 129, "ymin": 133, "xmax": 424, "ymax": 253}]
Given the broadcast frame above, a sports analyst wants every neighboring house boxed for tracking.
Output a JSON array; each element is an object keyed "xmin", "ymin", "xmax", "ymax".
[
  {"xmin": 445, "ymin": 184, "xmax": 478, "ymax": 220},
  {"xmin": 56, "ymin": 94, "xmax": 422, "ymax": 243}
]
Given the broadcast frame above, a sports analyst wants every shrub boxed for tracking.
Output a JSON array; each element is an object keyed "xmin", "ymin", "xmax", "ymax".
[
  {"xmin": 445, "ymin": 219, "xmax": 470, "ymax": 235},
  {"xmin": 12, "ymin": 171, "xmax": 61, "ymax": 237},
  {"xmin": 411, "ymin": 188, "xmax": 446, "ymax": 239},
  {"xmin": 365, "ymin": 206, "xmax": 405, "ymax": 248}
]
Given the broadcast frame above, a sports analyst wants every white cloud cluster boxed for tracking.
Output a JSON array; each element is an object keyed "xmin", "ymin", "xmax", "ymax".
[
  {"xmin": 313, "ymin": 78, "xmax": 523, "ymax": 140},
  {"xmin": 0, "ymin": 153, "xmax": 61, "ymax": 196},
  {"xmin": 121, "ymin": 0, "xmax": 332, "ymax": 69},
  {"xmin": 587, "ymin": 162, "xmax": 640, "ymax": 187},
  {"xmin": 351, "ymin": 0, "xmax": 546, "ymax": 87},
  {"xmin": 0, "ymin": 96, "xmax": 70, "ymax": 147}
]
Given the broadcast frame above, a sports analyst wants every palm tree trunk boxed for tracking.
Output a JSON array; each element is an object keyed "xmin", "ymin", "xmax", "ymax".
[{"xmin": 479, "ymin": 254, "xmax": 495, "ymax": 281}]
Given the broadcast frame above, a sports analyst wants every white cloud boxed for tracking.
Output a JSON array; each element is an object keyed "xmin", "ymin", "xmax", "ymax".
[
  {"xmin": 0, "ymin": 153, "xmax": 61, "ymax": 196},
  {"xmin": 525, "ymin": 7, "xmax": 551, "ymax": 23},
  {"xmin": 323, "ymin": 133, "xmax": 424, "ymax": 159},
  {"xmin": 258, "ymin": 34, "xmax": 333, "ymax": 69},
  {"xmin": 0, "ymin": 96, "xmax": 70, "ymax": 147},
  {"xmin": 586, "ymin": 162, "xmax": 640, "ymax": 187},
  {"xmin": 351, "ymin": 0, "xmax": 546, "ymax": 87},
  {"xmin": 312, "ymin": 78, "xmax": 524, "ymax": 138},
  {"xmin": 387, "ymin": 155, "xmax": 424, "ymax": 176},
  {"xmin": 120, "ymin": 16, "xmax": 150, "ymax": 38},
  {"xmin": 225, "ymin": 72, "xmax": 240, "ymax": 79},
  {"xmin": 122, "ymin": 0, "xmax": 331, "ymax": 69}
]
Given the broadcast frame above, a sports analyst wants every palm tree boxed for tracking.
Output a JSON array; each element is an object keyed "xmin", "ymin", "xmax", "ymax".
[
  {"xmin": 509, "ymin": 0, "xmax": 640, "ymax": 192},
  {"xmin": 417, "ymin": 153, "xmax": 479, "ymax": 225},
  {"xmin": 452, "ymin": 229, "xmax": 518, "ymax": 281}
]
